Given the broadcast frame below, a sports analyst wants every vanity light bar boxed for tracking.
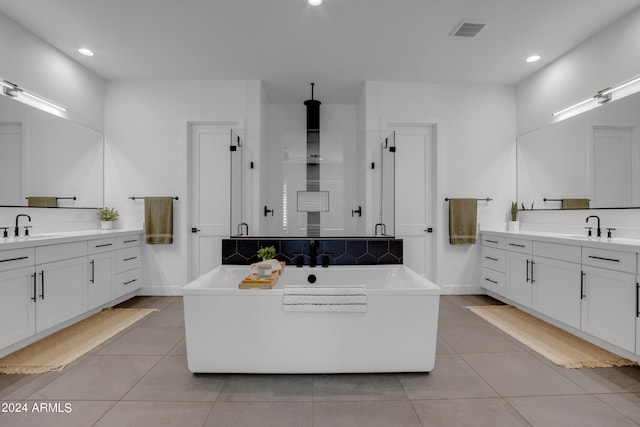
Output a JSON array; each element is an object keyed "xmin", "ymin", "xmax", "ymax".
[
  {"xmin": 1, "ymin": 79, "xmax": 67, "ymax": 113},
  {"xmin": 552, "ymin": 97, "xmax": 595, "ymax": 117},
  {"xmin": 599, "ymin": 75, "xmax": 640, "ymax": 96},
  {"xmin": 552, "ymin": 75, "xmax": 640, "ymax": 119}
]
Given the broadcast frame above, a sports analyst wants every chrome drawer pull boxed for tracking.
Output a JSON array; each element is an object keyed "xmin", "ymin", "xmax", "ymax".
[
  {"xmin": 588, "ymin": 255, "xmax": 620, "ymax": 263},
  {"xmin": 484, "ymin": 278, "xmax": 498, "ymax": 284},
  {"xmin": 0, "ymin": 256, "xmax": 29, "ymax": 263},
  {"xmin": 123, "ymin": 256, "xmax": 138, "ymax": 261}
]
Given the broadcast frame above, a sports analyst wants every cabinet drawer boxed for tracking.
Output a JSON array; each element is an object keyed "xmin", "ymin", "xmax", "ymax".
[
  {"xmin": 0, "ymin": 247, "xmax": 35, "ymax": 272},
  {"xmin": 533, "ymin": 241, "xmax": 581, "ymax": 264},
  {"xmin": 116, "ymin": 235, "xmax": 141, "ymax": 249},
  {"xmin": 482, "ymin": 235, "xmax": 505, "ymax": 249},
  {"xmin": 36, "ymin": 241, "xmax": 87, "ymax": 264},
  {"xmin": 582, "ymin": 247, "xmax": 636, "ymax": 273},
  {"xmin": 88, "ymin": 238, "xmax": 115, "ymax": 255},
  {"xmin": 115, "ymin": 268, "xmax": 141, "ymax": 295},
  {"xmin": 481, "ymin": 268, "xmax": 506, "ymax": 296},
  {"xmin": 482, "ymin": 246, "xmax": 505, "ymax": 273},
  {"xmin": 506, "ymin": 238, "xmax": 532, "ymax": 254},
  {"xmin": 115, "ymin": 247, "xmax": 140, "ymax": 273}
]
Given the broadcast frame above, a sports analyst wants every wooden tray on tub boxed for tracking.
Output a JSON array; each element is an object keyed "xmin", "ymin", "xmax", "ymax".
[{"xmin": 238, "ymin": 261, "xmax": 286, "ymax": 289}]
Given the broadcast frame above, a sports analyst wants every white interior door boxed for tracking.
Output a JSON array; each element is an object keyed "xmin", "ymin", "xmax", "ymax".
[
  {"xmin": 189, "ymin": 123, "xmax": 236, "ymax": 280},
  {"xmin": 392, "ymin": 125, "xmax": 436, "ymax": 281},
  {"xmin": 591, "ymin": 127, "xmax": 634, "ymax": 207}
]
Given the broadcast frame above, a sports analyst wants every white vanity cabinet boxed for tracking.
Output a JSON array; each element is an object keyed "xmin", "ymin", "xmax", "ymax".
[
  {"xmin": 87, "ymin": 238, "xmax": 115, "ymax": 309},
  {"xmin": 0, "ymin": 229, "xmax": 143, "ymax": 358},
  {"xmin": 531, "ymin": 242, "xmax": 582, "ymax": 330},
  {"xmin": 581, "ymin": 247, "xmax": 637, "ymax": 353},
  {"xmin": 34, "ymin": 242, "xmax": 88, "ymax": 333},
  {"xmin": 0, "ymin": 248, "xmax": 36, "ymax": 349},
  {"xmin": 505, "ymin": 238, "xmax": 533, "ymax": 307},
  {"xmin": 636, "ymin": 271, "xmax": 640, "ymax": 356},
  {"xmin": 481, "ymin": 235, "xmax": 506, "ymax": 296},
  {"xmin": 113, "ymin": 235, "xmax": 141, "ymax": 298},
  {"xmin": 481, "ymin": 230, "xmax": 640, "ymax": 362}
]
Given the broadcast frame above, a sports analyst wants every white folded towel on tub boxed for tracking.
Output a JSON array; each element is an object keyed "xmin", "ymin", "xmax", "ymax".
[{"xmin": 283, "ymin": 285, "xmax": 367, "ymax": 313}]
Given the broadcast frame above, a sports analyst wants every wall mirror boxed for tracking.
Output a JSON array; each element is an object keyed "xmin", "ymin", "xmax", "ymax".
[
  {"xmin": 230, "ymin": 129, "xmax": 395, "ymax": 238},
  {"xmin": 517, "ymin": 90, "xmax": 640, "ymax": 210},
  {"xmin": 0, "ymin": 93, "xmax": 104, "ymax": 208}
]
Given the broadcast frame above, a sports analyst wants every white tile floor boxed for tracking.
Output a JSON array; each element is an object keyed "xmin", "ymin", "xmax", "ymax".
[{"xmin": 1, "ymin": 294, "xmax": 640, "ymax": 426}]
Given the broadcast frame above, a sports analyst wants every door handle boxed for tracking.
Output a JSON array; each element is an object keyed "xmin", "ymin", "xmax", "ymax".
[
  {"xmin": 526, "ymin": 260, "xmax": 529, "ymax": 282},
  {"xmin": 31, "ymin": 272, "xmax": 36, "ymax": 302},
  {"xmin": 90, "ymin": 260, "xmax": 95, "ymax": 284},
  {"xmin": 581, "ymin": 271, "xmax": 586, "ymax": 299},
  {"xmin": 39, "ymin": 270, "xmax": 45, "ymax": 300},
  {"xmin": 191, "ymin": 227, "xmax": 201, "ymax": 233}
]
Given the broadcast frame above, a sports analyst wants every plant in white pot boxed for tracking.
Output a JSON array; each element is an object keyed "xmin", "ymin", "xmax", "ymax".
[
  {"xmin": 509, "ymin": 202, "xmax": 519, "ymax": 232},
  {"xmin": 97, "ymin": 207, "xmax": 119, "ymax": 230},
  {"xmin": 256, "ymin": 245, "xmax": 281, "ymax": 275}
]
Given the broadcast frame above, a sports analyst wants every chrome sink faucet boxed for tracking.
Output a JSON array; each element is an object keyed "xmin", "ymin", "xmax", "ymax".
[
  {"xmin": 15, "ymin": 214, "xmax": 31, "ymax": 237},
  {"xmin": 585, "ymin": 215, "xmax": 601, "ymax": 237}
]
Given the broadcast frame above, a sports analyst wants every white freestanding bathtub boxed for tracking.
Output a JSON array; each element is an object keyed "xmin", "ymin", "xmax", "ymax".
[{"xmin": 182, "ymin": 265, "xmax": 441, "ymax": 373}]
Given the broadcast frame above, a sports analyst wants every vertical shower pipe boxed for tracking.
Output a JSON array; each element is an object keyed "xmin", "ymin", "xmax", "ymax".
[{"xmin": 304, "ymin": 83, "xmax": 321, "ymax": 237}]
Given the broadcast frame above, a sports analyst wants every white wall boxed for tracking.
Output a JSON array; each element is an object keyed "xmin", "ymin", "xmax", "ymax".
[
  {"xmin": 364, "ymin": 81, "xmax": 517, "ymax": 293},
  {"xmin": 516, "ymin": 4, "xmax": 640, "ymax": 236},
  {"xmin": 517, "ymin": 6, "xmax": 640, "ymax": 135},
  {"xmin": 104, "ymin": 80, "xmax": 262, "ymax": 294},
  {"xmin": 0, "ymin": 13, "xmax": 104, "ymax": 131}
]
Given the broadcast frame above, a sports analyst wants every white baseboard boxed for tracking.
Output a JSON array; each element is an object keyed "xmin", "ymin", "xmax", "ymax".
[
  {"xmin": 138, "ymin": 286, "xmax": 183, "ymax": 296},
  {"xmin": 439, "ymin": 284, "xmax": 485, "ymax": 295}
]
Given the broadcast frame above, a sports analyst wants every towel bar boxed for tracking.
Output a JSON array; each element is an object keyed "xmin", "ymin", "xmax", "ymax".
[
  {"xmin": 444, "ymin": 197, "xmax": 492, "ymax": 202},
  {"xmin": 25, "ymin": 196, "xmax": 76, "ymax": 200},
  {"xmin": 129, "ymin": 196, "xmax": 179, "ymax": 200}
]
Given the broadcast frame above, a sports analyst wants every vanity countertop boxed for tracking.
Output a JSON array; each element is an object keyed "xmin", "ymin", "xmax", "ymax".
[
  {"xmin": 480, "ymin": 228, "xmax": 640, "ymax": 253},
  {"xmin": 0, "ymin": 229, "xmax": 143, "ymax": 250}
]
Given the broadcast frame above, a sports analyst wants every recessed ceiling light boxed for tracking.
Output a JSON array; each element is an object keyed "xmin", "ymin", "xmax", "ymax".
[
  {"xmin": 308, "ymin": 0, "xmax": 322, "ymax": 5},
  {"xmin": 526, "ymin": 54, "xmax": 541, "ymax": 63},
  {"xmin": 78, "ymin": 48, "xmax": 94, "ymax": 56}
]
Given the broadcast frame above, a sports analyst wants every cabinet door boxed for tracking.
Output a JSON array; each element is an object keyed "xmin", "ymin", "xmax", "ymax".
[
  {"xmin": 36, "ymin": 257, "xmax": 87, "ymax": 333},
  {"xmin": 581, "ymin": 266, "xmax": 636, "ymax": 353},
  {"xmin": 532, "ymin": 256, "xmax": 581, "ymax": 330},
  {"xmin": 0, "ymin": 267, "xmax": 36, "ymax": 349},
  {"xmin": 636, "ymin": 276, "xmax": 640, "ymax": 356},
  {"xmin": 506, "ymin": 251, "xmax": 532, "ymax": 307},
  {"xmin": 88, "ymin": 252, "xmax": 114, "ymax": 309}
]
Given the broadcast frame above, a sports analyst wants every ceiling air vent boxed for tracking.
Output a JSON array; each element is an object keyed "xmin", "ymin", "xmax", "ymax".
[{"xmin": 452, "ymin": 21, "xmax": 486, "ymax": 38}]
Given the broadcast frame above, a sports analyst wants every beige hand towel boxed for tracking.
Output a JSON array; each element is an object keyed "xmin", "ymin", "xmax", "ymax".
[
  {"xmin": 28, "ymin": 197, "xmax": 57, "ymax": 207},
  {"xmin": 562, "ymin": 198, "xmax": 590, "ymax": 209},
  {"xmin": 449, "ymin": 198, "xmax": 477, "ymax": 244},
  {"xmin": 144, "ymin": 197, "xmax": 173, "ymax": 244}
]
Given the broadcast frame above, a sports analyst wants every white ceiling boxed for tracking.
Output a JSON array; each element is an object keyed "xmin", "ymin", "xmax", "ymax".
[{"xmin": 0, "ymin": 0, "xmax": 639, "ymax": 103}]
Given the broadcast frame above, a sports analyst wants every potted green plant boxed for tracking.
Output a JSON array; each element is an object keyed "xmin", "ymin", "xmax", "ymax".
[
  {"xmin": 256, "ymin": 245, "xmax": 281, "ymax": 274},
  {"xmin": 257, "ymin": 245, "xmax": 276, "ymax": 261},
  {"xmin": 97, "ymin": 206, "xmax": 119, "ymax": 230},
  {"xmin": 509, "ymin": 202, "xmax": 519, "ymax": 232}
]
